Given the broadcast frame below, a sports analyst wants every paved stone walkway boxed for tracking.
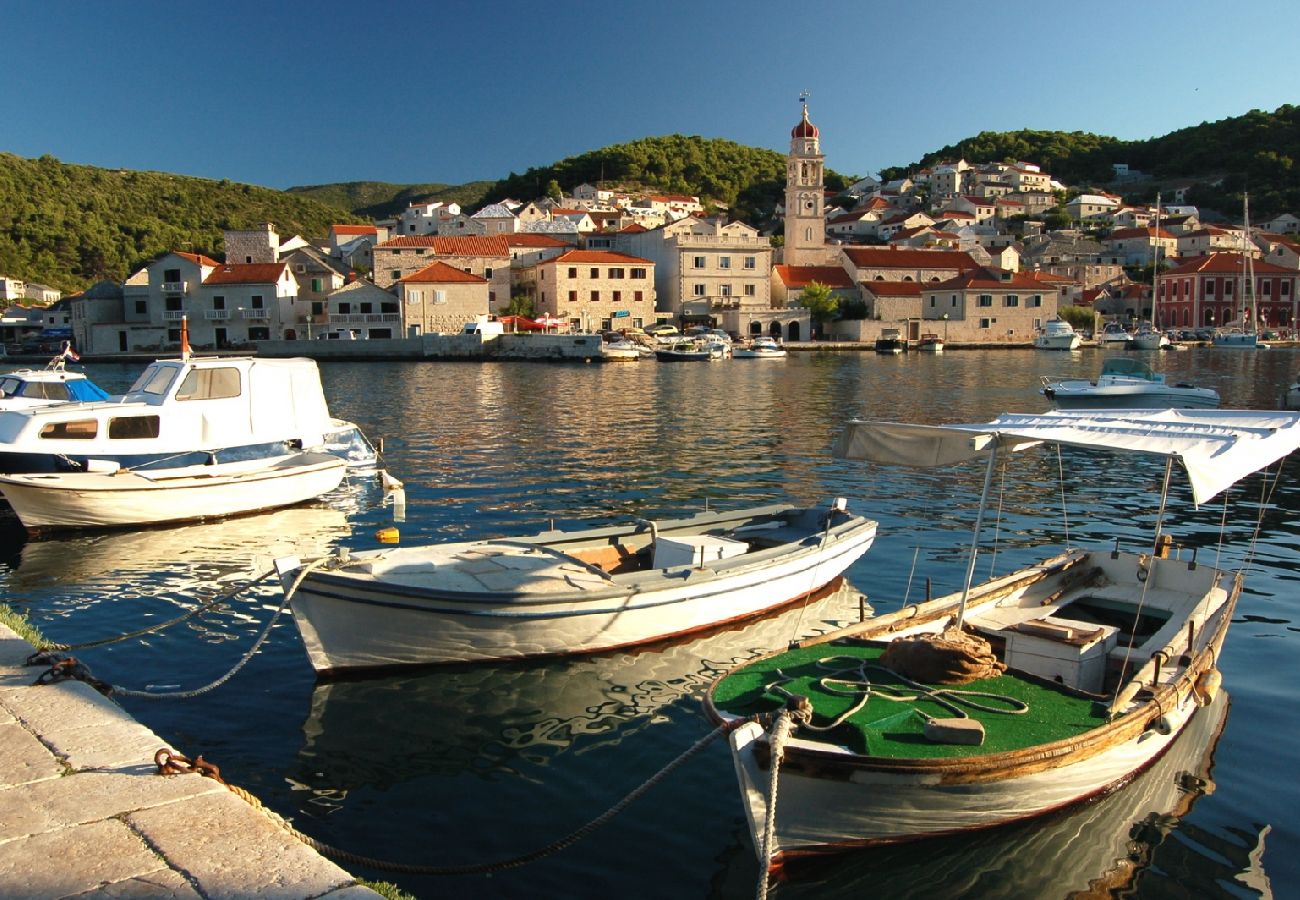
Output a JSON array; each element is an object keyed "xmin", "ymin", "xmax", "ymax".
[{"xmin": 0, "ymin": 623, "xmax": 381, "ymax": 899}]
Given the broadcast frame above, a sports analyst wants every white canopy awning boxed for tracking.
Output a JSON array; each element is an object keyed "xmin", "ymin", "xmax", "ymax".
[{"xmin": 832, "ymin": 410, "xmax": 1300, "ymax": 505}]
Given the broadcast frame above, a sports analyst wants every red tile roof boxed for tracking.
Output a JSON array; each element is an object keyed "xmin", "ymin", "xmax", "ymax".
[
  {"xmin": 842, "ymin": 247, "xmax": 979, "ymax": 270},
  {"xmin": 203, "ymin": 263, "xmax": 287, "ymax": 285},
  {"xmin": 378, "ymin": 235, "xmax": 510, "ymax": 256},
  {"xmin": 503, "ymin": 234, "xmax": 571, "ymax": 248},
  {"xmin": 1108, "ymin": 227, "xmax": 1177, "ymax": 241},
  {"xmin": 930, "ymin": 267, "xmax": 1054, "ymax": 290},
  {"xmin": 175, "ymin": 251, "xmax": 222, "ymax": 267},
  {"xmin": 399, "ymin": 261, "xmax": 488, "ymax": 284},
  {"xmin": 332, "ymin": 224, "xmax": 378, "ymax": 236},
  {"xmin": 1164, "ymin": 252, "xmax": 1295, "ymax": 276},
  {"xmin": 539, "ymin": 250, "xmax": 652, "ymax": 266},
  {"xmin": 860, "ymin": 281, "xmax": 922, "ymax": 297},
  {"xmin": 774, "ymin": 265, "xmax": 854, "ymax": 289}
]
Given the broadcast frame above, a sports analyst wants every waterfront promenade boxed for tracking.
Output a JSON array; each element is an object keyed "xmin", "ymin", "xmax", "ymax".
[{"xmin": 0, "ymin": 622, "xmax": 379, "ymax": 900}]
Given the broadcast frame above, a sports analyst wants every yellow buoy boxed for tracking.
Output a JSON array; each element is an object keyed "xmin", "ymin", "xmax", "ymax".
[
  {"xmin": 376, "ymin": 526, "xmax": 400, "ymax": 544},
  {"xmin": 1194, "ymin": 668, "xmax": 1222, "ymax": 706}
]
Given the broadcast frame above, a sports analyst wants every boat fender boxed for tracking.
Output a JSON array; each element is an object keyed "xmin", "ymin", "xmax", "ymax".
[
  {"xmin": 1194, "ymin": 669, "xmax": 1222, "ymax": 706},
  {"xmin": 376, "ymin": 527, "xmax": 400, "ymax": 544}
]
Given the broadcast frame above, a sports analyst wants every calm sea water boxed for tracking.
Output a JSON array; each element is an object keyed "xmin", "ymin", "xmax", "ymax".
[{"xmin": 2, "ymin": 347, "xmax": 1298, "ymax": 899}]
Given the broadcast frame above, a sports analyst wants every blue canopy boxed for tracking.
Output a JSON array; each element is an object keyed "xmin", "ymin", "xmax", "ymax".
[{"xmin": 66, "ymin": 379, "xmax": 110, "ymax": 402}]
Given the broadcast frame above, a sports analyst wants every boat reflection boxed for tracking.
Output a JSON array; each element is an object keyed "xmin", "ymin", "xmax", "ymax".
[
  {"xmin": 290, "ymin": 577, "xmax": 871, "ymax": 799},
  {"xmin": 4, "ymin": 502, "xmax": 354, "ymax": 589},
  {"xmin": 763, "ymin": 691, "xmax": 1252, "ymax": 899}
]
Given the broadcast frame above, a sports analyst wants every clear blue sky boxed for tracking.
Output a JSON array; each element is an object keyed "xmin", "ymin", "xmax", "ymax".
[{"xmin": 5, "ymin": 0, "xmax": 1297, "ymax": 191}]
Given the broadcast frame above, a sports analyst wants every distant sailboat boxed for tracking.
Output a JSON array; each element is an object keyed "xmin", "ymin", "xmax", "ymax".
[
  {"xmin": 1214, "ymin": 194, "xmax": 1268, "ymax": 349},
  {"xmin": 1133, "ymin": 195, "xmax": 1169, "ymax": 350}
]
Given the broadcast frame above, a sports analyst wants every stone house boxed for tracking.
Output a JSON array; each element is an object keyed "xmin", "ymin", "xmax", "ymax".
[
  {"xmin": 199, "ymin": 262, "xmax": 301, "ymax": 345},
  {"xmin": 320, "ymin": 280, "xmax": 401, "ymax": 340},
  {"xmin": 394, "ymin": 262, "xmax": 489, "ymax": 335},
  {"xmin": 1158, "ymin": 252, "xmax": 1298, "ymax": 331},
  {"xmin": 1102, "ymin": 227, "xmax": 1180, "ymax": 266},
  {"xmin": 372, "ymin": 235, "xmax": 511, "ymax": 312},
  {"xmin": 519, "ymin": 250, "xmax": 656, "ymax": 333},
  {"xmin": 840, "ymin": 246, "xmax": 978, "ymax": 287},
  {"xmin": 920, "ymin": 267, "xmax": 1059, "ymax": 344}
]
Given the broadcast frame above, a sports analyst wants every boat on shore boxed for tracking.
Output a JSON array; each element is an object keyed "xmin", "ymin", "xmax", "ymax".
[
  {"xmin": 1033, "ymin": 319, "xmax": 1082, "ymax": 351},
  {"xmin": 274, "ymin": 499, "xmax": 878, "ymax": 674},
  {"xmin": 0, "ymin": 354, "xmax": 376, "ymax": 475},
  {"xmin": 0, "ymin": 451, "xmax": 346, "ymax": 531},
  {"xmin": 705, "ymin": 409, "xmax": 1300, "ymax": 873},
  {"xmin": 1041, "ymin": 356, "xmax": 1220, "ymax": 409}
]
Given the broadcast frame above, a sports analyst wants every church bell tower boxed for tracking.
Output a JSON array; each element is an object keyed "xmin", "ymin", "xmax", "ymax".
[{"xmin": 783, "ymin": 95, "xmax": 828, "ymax": 267}]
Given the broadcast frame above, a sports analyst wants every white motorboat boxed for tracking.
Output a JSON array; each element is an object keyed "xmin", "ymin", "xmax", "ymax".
[
  {"xmin": 0, "ymin": 451, "xmax": 346, "ymax": 531},
  {"xmin": 600, "ymin": 340, "xmax": 643, "ymax": 362},
  {"xmin": 874, "ymin": 329, "xmax": 907, "ymax": 354},
  {"xmin": 915, "ymin": 334, "xmax": 944, "ymax": 353},
  {"xmin": 654, "ymin": 340, "xmax": 712, "ymax": 361},
  {"xmin": 1033, "ymin": 319, "xmax": 1082, "ymax": 351},
  {"xmin": 1041, "ymin": 357, "xmax": 1220, "ymax": 409},
  {"xmin": 1095, "ymin": 323, "xmax": 1134, "ymax": 347},
  {"xmin": 274, "ymin": 499, "xmax": 879, "ymax": 674},
  {"xmin": 1131, "ymin": 325, "xmax": 1170, "ymax": 351},
  {"xmin": 0, "ymin": 355, "xmax": 376, "ymax": 475},
  {"xmin": 707, "ymin": 409, "xmax": 1300, "ymax": 873},
  {"xmin": 733, "ymin": 337, "xmax": 788, "ymax": 359},
  {"xmin": 0, "ymin": 358, "xmax": 110, "ymax": 410}
]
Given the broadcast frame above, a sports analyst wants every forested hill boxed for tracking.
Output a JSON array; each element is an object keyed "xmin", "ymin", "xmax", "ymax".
[
  {"xmin": 285, "ymin": 179, "xmax": 496, "ymax": 221},
  {"xmin": 478, "ymin": 134, "xmax": 852, "ymax": 223},
  {"xmin": 881, "ymin": 105, "xmax": 1300, "ymax": 220},
  {"xmin": 0, "ymin": 153, "xmax": 361, "ymax": 293}
]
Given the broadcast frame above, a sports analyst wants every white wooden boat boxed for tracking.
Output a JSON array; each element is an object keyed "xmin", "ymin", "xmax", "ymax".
[
  {"xmin": 1033, "ymin": 320, "xmax": 1082, "ymax": 350},
  {"xmin": 275, "ymin": 499, "xmax": 879, "ymax": 674},
  {"xmin": 733, "ymin": 337, "xmax": 787, "ymax": 359},
  {"xmin": 1095, "ymin": 323, "xmax": 1134, "ymax": 347},
  {"xmin": 1041, "ymin": 357, "xmax": 1220, "ymax": 409},
  {"xmin": 706, "ymin": 409, "xmax": 1300, "ymax": 873},
  {"xmin": 1130, "ymin": 325, "xmax": 1170, "ymax": 351},
  {"xmin": 0, "ymin": 355, "xmax": 376, "ymax": 475},
  {"xmin": 600, "ymin": 340, "xmax": 643, "ymax": 362},
  {"xmin": 0, "ymin": 451, "xmax": 346, "ymax": 531},
  {"xmin": 914, "ymin": 334, "xmax": 944, "ymax": 353},
  {"xmin": 874, "ymin": 329, "xmax": 907, "ymax": 354}
]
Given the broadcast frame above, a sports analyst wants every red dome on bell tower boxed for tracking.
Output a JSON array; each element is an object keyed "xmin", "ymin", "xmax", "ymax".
[{"xmin": 791, "ymin": 101, "xmax": 819, "ymax": 139}]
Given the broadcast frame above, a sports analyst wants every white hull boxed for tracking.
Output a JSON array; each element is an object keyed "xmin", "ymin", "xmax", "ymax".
[
  {"xmin": 283, "ymin": 502, "xmax": 878, "ymax": 672},
  {"xmin": 1131, "ymin": 333, "xmax": 1168, "ymax": 350},
  {"xmin": 0, "ymin": 452, "xmax": 346, "ymax": 530},
  {"xmin": 1034, "ymin": 335, "xmax": 1081, "ymax": 350},
  {"xmin": 1214, "ymin": 332, "xmax": 1267, "ymax": 349},
  {"xmin": 1044, "ymin": 382, "xmax": 1220, "ymax": 410},
  {"xmin": 732, "ymin": 349, "xmax": 787, "ymax": 359}
]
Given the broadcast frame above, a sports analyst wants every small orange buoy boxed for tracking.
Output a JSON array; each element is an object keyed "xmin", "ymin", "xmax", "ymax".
[{"xmin": 376, "ymin": 526, "xmax": 400, "ymax": 544}]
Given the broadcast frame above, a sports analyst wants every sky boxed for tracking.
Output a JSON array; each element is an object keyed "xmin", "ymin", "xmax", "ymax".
[{"xmin": 5, "ymin": 0, "xmax": 1298, "ymax": 192}]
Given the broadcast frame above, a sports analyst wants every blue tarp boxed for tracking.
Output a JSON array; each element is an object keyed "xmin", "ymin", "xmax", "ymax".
[{"xmin": 67, "ymin": 379, "xmax": 110, "ymax": 401}]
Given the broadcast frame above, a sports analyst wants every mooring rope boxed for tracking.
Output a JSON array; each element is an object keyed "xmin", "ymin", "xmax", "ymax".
[
  {"xmin": 755, "ymin": 703, "xmax": 807, "ymax": 900},
  {"xmin": 156, "ymin": 716, "xmax": 755, "ymax": 877},
  {"xmin": 28, "ymin": 569, "xmax": 276, "ymax": 655}
]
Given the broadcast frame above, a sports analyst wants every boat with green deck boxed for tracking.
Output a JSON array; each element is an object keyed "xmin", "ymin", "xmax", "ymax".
[{"xmin": 704, "ymin": 409, "xmax": 1300, "ymax": 876}]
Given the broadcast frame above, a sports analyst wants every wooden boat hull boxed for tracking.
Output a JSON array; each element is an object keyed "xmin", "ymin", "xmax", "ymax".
[
  {"xmin": 0, "ymin": 452, "xmax": 346, "ymax": 530},
  {"xmin": 706, "ymin": 548, "xmax": 1238, "ymax": 867},
  {"xmin": 282, "ymin": 502, "xmax": 878, "ymax": 673}
]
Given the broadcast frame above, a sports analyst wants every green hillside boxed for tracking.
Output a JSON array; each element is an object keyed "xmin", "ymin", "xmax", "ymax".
[
  {"xmin": 286, "ymin": 179, "xmax": 496, "ymax": 221},
  {"xmin": 881, "ymin": 105, "xmax": 1300, "ymax": 221},
  {"xmin": 0, "ymin": 153, "xmax": 364, "ymax": 294}
]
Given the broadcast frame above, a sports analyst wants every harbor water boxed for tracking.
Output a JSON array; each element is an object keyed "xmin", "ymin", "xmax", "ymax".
[{"xmin": 2, "ymin": 347, "xmax": 1297, "ymax": 899}]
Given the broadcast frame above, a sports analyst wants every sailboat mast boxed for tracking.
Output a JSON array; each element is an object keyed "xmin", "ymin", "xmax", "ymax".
[
  {"xmin": 1243, "ymin": 193, "xmax": 1256, "ymax": 334},
  {"xmin": 1151, "ymin": 194, "xmax": 1161, "ymax": 329}
]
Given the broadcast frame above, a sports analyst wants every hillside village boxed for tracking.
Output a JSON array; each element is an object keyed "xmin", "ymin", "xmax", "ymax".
[{"xmin": 4, "ymin": 102, "xmax": 1300, "ymax": 355}]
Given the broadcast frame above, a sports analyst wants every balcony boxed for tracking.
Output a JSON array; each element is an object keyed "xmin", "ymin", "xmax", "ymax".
[
  {"xmin": 205, "ymin": 310, "xmax": 230, "ymax": 320},
  {"xmin": 162, "ymin": 310, "xmax": 186, "ymax": 321},
  {"xmin": 161, "ymin": 281, "xmax": 186, "ymax": 293},
  {"xmin": 239, "ymin": 308, "xmax": 271, "ymax": 320}
]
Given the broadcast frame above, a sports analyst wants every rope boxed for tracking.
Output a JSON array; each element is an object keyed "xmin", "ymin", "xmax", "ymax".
[
  {"xmin": 154, "ymin": 717, "xmax": 756, "ymax": 877},
  {"xmin": 27, "ymin": 569, "xmax": 276, "ymax": 656},
  {"xmin": 30, "ymin": 560, "xmax": 326, "ymax": 700},
  {"xmin": 755, "ymin": 704, "xmax": 805, "ymax": 900}
]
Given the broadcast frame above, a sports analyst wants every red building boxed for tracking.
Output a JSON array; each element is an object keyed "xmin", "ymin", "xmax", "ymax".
[{"xmin": 1157, "ymin": 253, "xmax": 1299, "ymax": 332}]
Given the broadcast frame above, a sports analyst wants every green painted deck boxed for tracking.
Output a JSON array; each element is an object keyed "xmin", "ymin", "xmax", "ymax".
[{"xmin": 712, "ymin": 640, "xmax": 1111, "ymax": 758}]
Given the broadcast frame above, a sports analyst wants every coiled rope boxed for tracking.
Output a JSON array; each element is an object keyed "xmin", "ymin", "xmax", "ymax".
[{"xmin": 156, "ymin": 715, "xmax": 756, "ymax": 877}]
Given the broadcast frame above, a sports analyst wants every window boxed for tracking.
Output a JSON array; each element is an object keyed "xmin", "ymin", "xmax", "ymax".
[
  {"xmin": 360, "ymin": 303, "xmax": 373, "ymax": 314},
  {"xmin": 108, "ymin": 416, "xmax": 161, "ymax": 439},
  {"xmin": 163, "ymin": 268, "xmax": 181, "ymax": 283},
  {"xmin": 693, "ymin": 256, "xmax": 706, "ymax": 269},
  {"xmin": 631, "ymin": 267, "xmax": 646, "ymax": 278},
  {"xmin": 213, "ymin": 296, "xmax": 225, "ymax": 310},
  {"xmin": 612, "ymin": 290, "xmax": 622, "ymax": 302},
  {"xmin": 1029, "ymin": 295, "xmax": 1042, "ymax": 307},
  {"xmin": 165, "ymin": 296, "xmax": 183, "ymax": 312},
  {"xmin": 590, "ymin": 291, "xmax": 600, "ymax": 302},
  {"xmin": 634, "ymin": 290, "xmax": 644, "ymax": 302},
  {"xmin": 720, "ymin": 284, "xmax": 732, "ymax": 297},
  {"xmin": 433, "ymin": 290, "xmax": 447, "ymax": 304},
  {"xmin": 339, "ymin": 303, "xmax": 351, "ymax": 314},
  {"xmin": 744, "ymin": 256, "xmax": 756, "ymax": 269},
  {"xmin": 1004, "ymin": 295, "xmax": 1019, "ymax": 307},
  {"xmin": 929, "ymin": 296, "xmax": 936, "ymax": 308},
  {"xmin": 744, "ymin": 284, "xmax": 756, "ymax": 296},
  {"xmin": 135, "ymin": 300, "xmax": 147, "ymax": 315},
  {"xmin": 176, "ymin": 367, "xmax": 241, "ymax": 401},
  {"xmin": 407, "ymin": 290, "xmax": 421, "ymax": 304},
  {"xmin": 568, "ymin": 268, "xmax": 578, "ymax": 278},
  {"xmin": 979, "ymin": 318, "xmax": 992, "ymax": 329},
  {"xmin": 719, "ymin": 257, "xmax": 731, "ymax": 269},
  {"xmin": 977, "ymin": 295, "xmax": 993, "ymax": 308},
  {"xmin": 1263, "ymin": 281, "xmax": 1272, "ymax": 296},
  {"xmin": 390, "ymin": 270, "xmax": 401, "ymax": 280},
  {"xmin": 693, "ymin": 284, "xmax": 706, "ymax": 296},
  {"xmin": 251, "ymin": 295, "xmax": 264, "ymax": 309},
  {"xmin": 569, "ymin": 291, "xmax": 577, "ymax": 302},
  {"xmin": 485, "ymin": 268, "xmax": 493, "ymax": 278},
  {"xmin": 609, "ymin": 268, "xmax": 624, "ymax": 279},
  {"xmin": 951, "ymin": 295, "xmax": 958, "ymax": 308},
  {"xmin": 311, "ymin": 278, "xmax": 323, "ymax": 292},
  {"xmin": 40, "ymin": 419, "xmax": 98, "ymax": 440},
  {"xmin": 1284, "ymin": 282, "xmax": 1292, "ymax": 296},
  {"xmin": 295, "ymin": 264, "xmax": 306, "ymax": 274},
  {"xmin": 590, "ymin": 268, "xmax": 599, "ymax": 279}
]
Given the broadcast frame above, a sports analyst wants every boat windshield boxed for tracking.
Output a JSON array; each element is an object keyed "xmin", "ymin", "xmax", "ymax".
[
  {"xmin": 128, "ymin": 365, "xmax": 179, "ymax": 396},
  {"xmin": 1100, "ymin": 357, "xmax": 1154, "ymax": 378}
]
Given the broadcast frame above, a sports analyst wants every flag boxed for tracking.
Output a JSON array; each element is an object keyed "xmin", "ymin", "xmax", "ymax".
[
  {"xmin": 61, "ymin": 342, "xmax": 80, "ymax": 362},
  {"xmin": 180, "ymin": 315, "xmax": 191, "ymax": 360}
]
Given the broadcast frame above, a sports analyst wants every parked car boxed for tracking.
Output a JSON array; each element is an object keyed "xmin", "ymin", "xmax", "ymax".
[{"xmin": 645, "ymin": 323, "xmax": 678, "ymax": 336}]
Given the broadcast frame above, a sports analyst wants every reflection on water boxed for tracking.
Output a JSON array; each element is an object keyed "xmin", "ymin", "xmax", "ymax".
[{"xmin": 2, "ymin": 350, "xmax": 1297, "ymax": 898}]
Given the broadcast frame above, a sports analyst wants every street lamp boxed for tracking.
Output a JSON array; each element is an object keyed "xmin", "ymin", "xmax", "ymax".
[{"xmin": 941, "ymin": 313, "xmax": 950, "ymax": 342}]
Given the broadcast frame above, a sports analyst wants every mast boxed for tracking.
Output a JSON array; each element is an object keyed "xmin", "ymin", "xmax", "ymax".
[
  {"xmin": 1151, "ymin": 194, "xmax": 1161, "ymax": 329},
  {"xmin": 1243, "ymin": 193, "xmax": 1257, "ymax": 335}
]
